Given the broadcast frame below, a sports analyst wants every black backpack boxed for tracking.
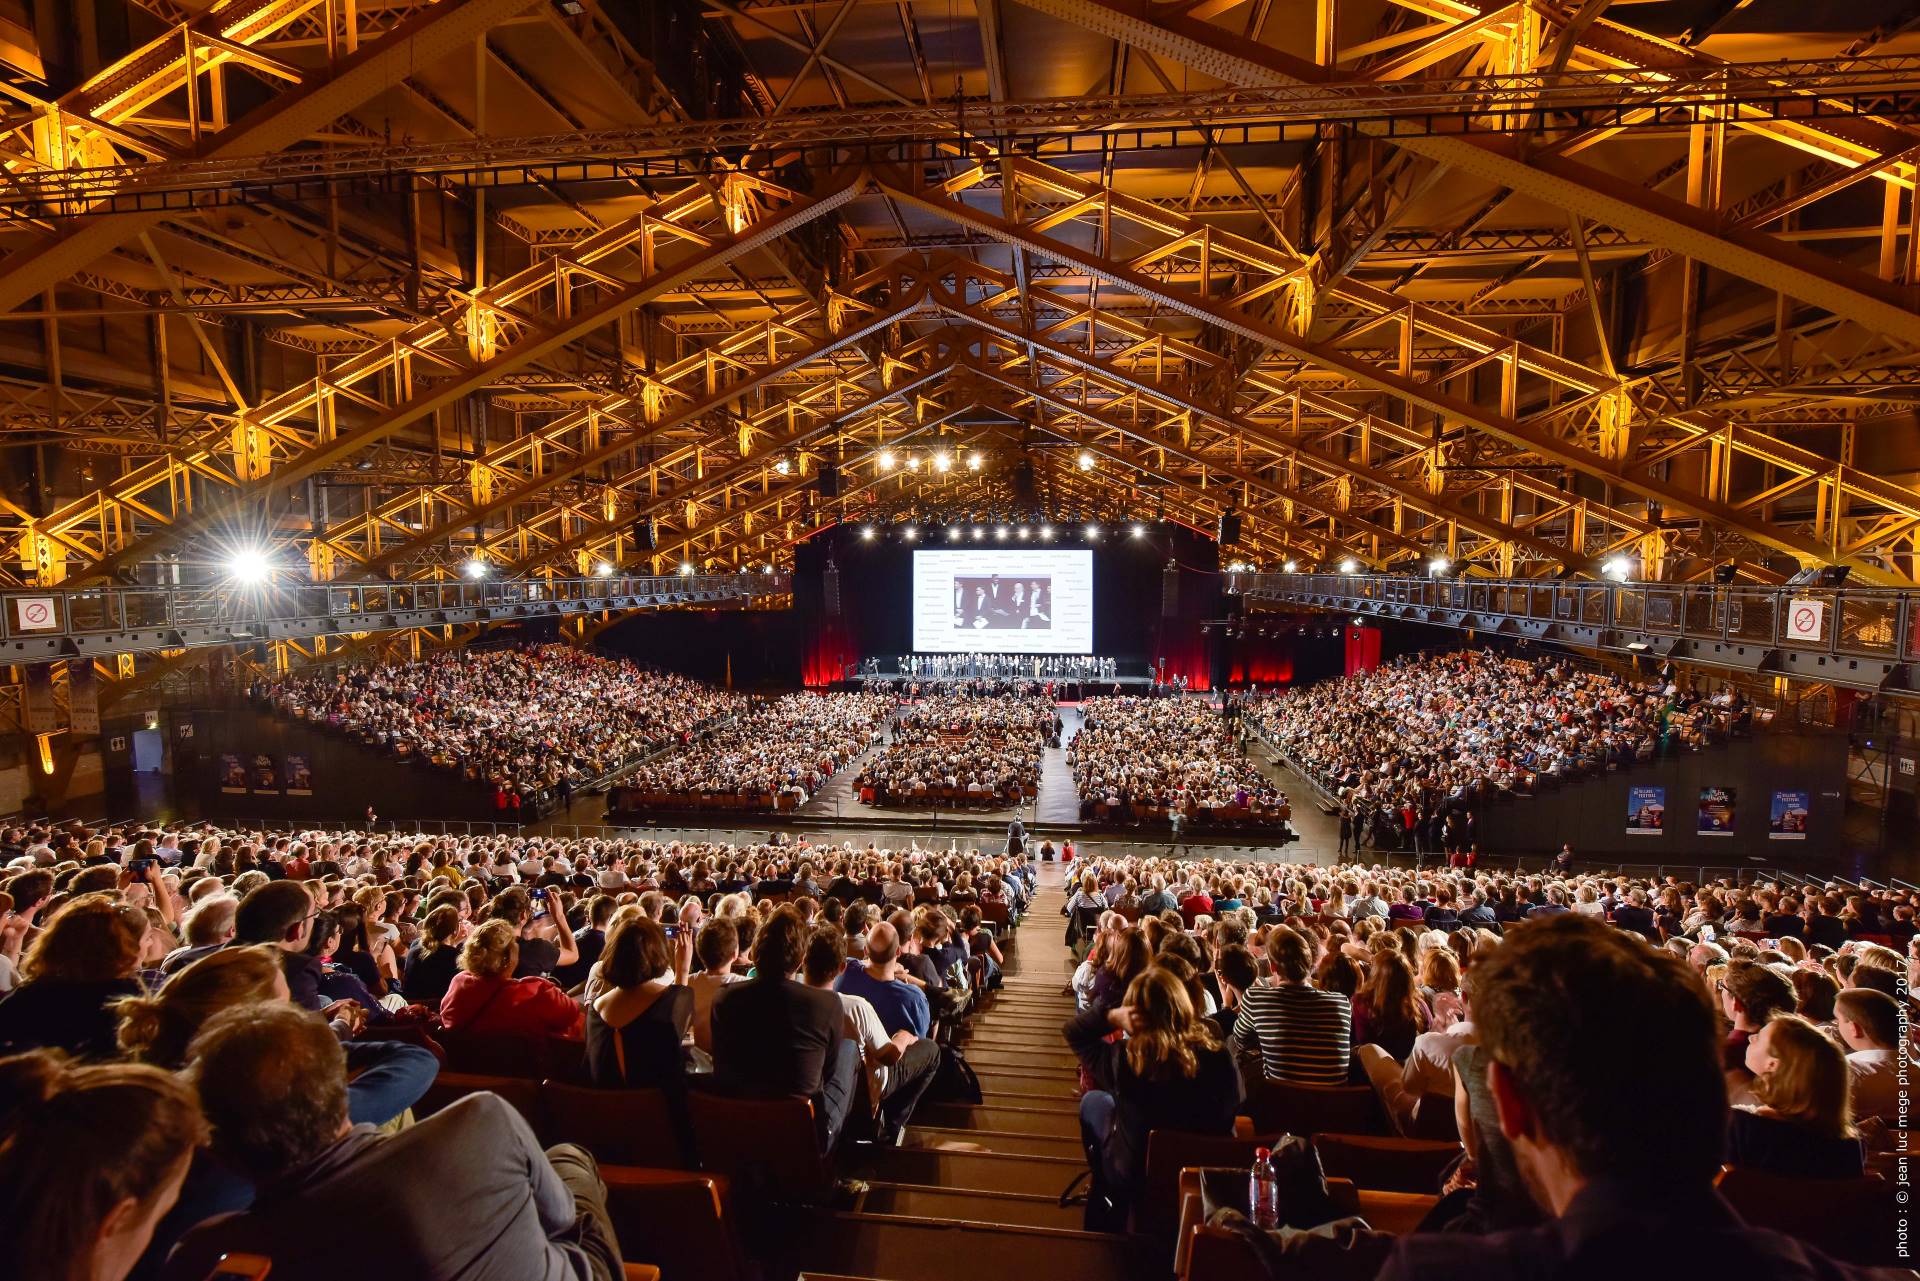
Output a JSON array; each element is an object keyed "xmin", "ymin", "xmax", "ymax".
[{"xmin": 926, "ymin": 1044, "xmax": 984, "ymax": 1104}]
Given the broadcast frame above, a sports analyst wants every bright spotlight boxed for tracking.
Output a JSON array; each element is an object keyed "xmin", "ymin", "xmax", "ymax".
[
  {"xmin": 879, "ymin": 450, "xmax": 896, "ymax": 471},
  {"xmin": 1282, "ymin": 559, "xmax": 1297, "ymax": 573},
  {"xmin": 226, "ymin": 548, "xmax": 272, "ymax": 585},
  {"xmin": 948, "ymin": 527, "xmax": 962, "ymax": 542},
  {"xmin": 1040, "ymin": 524, "xmax": 1054, "ymax": 540},
  {"xmin": 462, "ymin": 557, "xmax": 489, "ymax": 580},
  {"xmin": 861, "ymin": 525, "xmax": 876, "ymax": 540},
  {"xmin": 1338, "ymin": 558, "xmax": 1358, "ymax": 574},
  {"xmin": 1077, "ymin": 452, "xmax": 1095, "ymax": 471},
  {"xmin": 1016, "ymin": 526, "xmax": 1030, "ymax": 540},
  {"xmin": 934, "ymin": 451, "xmax": 951, "ymax": 473},
  {"xmin": 903, "ymin": 526, "xmax": 919, "ymax": 541},
  {"xmin": 773, "ymin": 458, "xmax": 791, "ymax": 475},
  {"xmin": 995, "ymin": 526, "xmax": 1008, "ymax": 541},
  {"xmin": 1602, "ymin": 556, "xmax": 1632, "ymax": 580},
  {"xmin": 1130, "ymin": 523, "xmax": 1145, "ymax": 538},
  {"xmin": 971, "ymin": 526, "xmax": 985, "ymax": 541},
  {"xmin": 594, "ymin": 561, "xmax": 614, "ymax": 578},
  {"xmin": 679, "ymin": 561, "xmax": 694, "ymax": 576},
  {"xmin": 1428, "ymin": 557, "xmax": 1450, "ymax": 577},
  {"xmin": 1086, "ymin": 524, "xmax": 1101, "ymax": 539},
  {"xmin": 967, "ymin": 452, "xmax": 982, "ymax": 471},
  {"xmin": 906, "ymin": 454, "xmax": 921, "ymax": 471}
]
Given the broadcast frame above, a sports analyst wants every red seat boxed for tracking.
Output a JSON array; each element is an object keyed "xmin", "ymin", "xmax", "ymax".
[
  {"xmin": 1138, "ymin": 1128, "xmax": 1277, "ymax": 1240},
  {"xmin": 1717, "ymin": 1167, "xmax": 1901, "ymax": 1267},
  {"xmin": 603, "ymin": 1165, "xmax": 741, "ymax": 1281},
  {"xmin": 543, "ymin": 1081, "xmax": 692, "ymax": 1169},
  {"xmin": 1311, "ymin": 1133, "xmax": 1460, "ymax": 1195},
  {"xmin": 686, "ymin": 1090, "xmax": 831, "ymax": 1203},
  {"xmin": 1242, "ymin": 1081, "xmax": 1387, "ymax": 1139}
]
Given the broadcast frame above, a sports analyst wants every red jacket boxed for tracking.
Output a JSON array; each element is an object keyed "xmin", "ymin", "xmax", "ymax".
[{"xmin": 439, "ymin": 971, "xmax": 582, "ymax": 1039}]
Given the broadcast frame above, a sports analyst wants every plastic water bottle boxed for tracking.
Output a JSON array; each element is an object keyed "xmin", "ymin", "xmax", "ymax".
[{"xmin": 1248, "ymin": 1145, "xmax": 1280, "ymax": 1230}]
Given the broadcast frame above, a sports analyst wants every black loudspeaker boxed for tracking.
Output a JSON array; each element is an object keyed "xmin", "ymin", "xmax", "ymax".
[
  {"xmin": 823, "ymin": 561, "xmax": 841, "ymax": 617},
  {"xmin": 1713, "ymin": 562, "xmax": 1738, "ymax": 584},
  {"xmin": 817, "ymin": 463, "xmax": 841, "ymax": 498},
  {"xmin": 634, "ymin": 519, "xmax": 657, "ymax": 551},
  {"xmin": 1162, "ymin": 561, "xmax": 1179, "ymax": 618},
  {"xmin": 251, "ymin": 642, "xmax": 268, "ymax": 662},
  {"xmin": 1217, "ymin": 510, "xmax": 1242, "ymax": 546},
  {"xmin": 1817, "ymin": 565, "xmax": 1852, "ymax": 587}
]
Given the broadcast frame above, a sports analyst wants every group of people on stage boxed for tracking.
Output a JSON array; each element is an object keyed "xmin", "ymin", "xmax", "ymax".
[{"xmin": 864, "ymin": 653, "xmax": 1122, "ymax": 682}]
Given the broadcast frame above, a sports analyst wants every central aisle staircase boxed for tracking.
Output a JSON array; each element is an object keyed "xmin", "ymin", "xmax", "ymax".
[{"xmin": 794, "ymin": 862, "xmax": 1155, "ymax": 1281}]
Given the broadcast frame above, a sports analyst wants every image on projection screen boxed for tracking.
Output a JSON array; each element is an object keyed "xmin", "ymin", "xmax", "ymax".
[{"xmin": 912, "ymin": 549, "xmax": 1094, "ymax": 653}]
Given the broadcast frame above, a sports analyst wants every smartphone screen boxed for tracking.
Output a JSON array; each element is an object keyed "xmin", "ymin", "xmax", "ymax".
[{"xmin": 206, "ymin": 1255, "xmax": 272, "ymax": 1281}]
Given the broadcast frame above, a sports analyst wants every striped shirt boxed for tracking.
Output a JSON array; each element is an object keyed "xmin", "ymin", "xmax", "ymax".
[{"xmin": 1232, "ymin": 981, "xmax": 1352, "ymax": 1085}]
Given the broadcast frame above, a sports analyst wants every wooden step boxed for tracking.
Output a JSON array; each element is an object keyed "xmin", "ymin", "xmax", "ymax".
[
  {"xmin": 974, "ymin": 1074, "xmax": 1082, "ymax": 1099},
  {"xmin": 914, "ymin": 1102, "xmax": 1081, "ymax": 1137},
  {"xmin": 901, "ymin": 1125, "xmax": 1083, "ymax": 1158},
  {"xmin": 796, "ymin": 1211, "xmax": 1149, "ymax": 1281},
  {"xmin": 863, "ymin": 1143, "xmax": 1084, "ymax": 1197},
  {"xmin": 856, "ymin": 1182, "xmax": 1084, "ymax": 1231},
  {"xmin": 956, "ymin": 1047, "xmax": 1082, "ymax": 1071}
]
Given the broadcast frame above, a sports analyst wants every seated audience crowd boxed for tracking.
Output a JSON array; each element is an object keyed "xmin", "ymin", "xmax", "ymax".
[
  {"xmin": 1246, "ymin": 649, "xmax": 1755, "ymax": 853},
  {"xmin": 267, "ymin": 645, "xmax": 741, "ymax": 809},
  {"xmin": 614, "ymin": 691, "xmax": 894, "ymax": 810},
  {"xmin": 0, "ymin": 817, "xmax": 1039, "ymax": 1280},
  {"xmin": 0, "ymin": 811, "xmax": 1907, "ymax": 1279},
  {"xmin": 1069, "ymin": 696, "xmax": 1286, "ymax": 823},
  {"xmin": 855, "ymin": 693, "xmax": 1060, "ymax": 807}
]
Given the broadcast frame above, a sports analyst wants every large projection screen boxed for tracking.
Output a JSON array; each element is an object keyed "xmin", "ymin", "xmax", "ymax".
[{"xmin": 911, "ymin": 549, "xmax": 1094, "ymax": 654}]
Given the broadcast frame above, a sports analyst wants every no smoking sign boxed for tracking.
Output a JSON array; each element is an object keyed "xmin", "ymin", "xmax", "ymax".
[
  {"xmin": 13, "ymin": 596, "xmax": 58, "ymax": 631},
  {"xmin": 1785, "ymin": 597, "xmax": 1824, "ymax": 643}
]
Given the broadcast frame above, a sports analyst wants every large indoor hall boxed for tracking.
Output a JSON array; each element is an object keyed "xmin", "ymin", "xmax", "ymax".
[{"xmin": 2, "ymin": 0, "xmax": 1919, "ymax": 1278}]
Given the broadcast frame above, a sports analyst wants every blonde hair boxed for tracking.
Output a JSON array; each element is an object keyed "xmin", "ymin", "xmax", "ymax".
[
  {"xmin": 1121, "ymin": 966, "xmax": 1220, "ymax": 1081},
  {"xmin": 459, "ymin": 918, "xmax": 518, "ymax": 979},
  {"xmin": 1754, "ymin": 1013, "xmax": 1854, "ymax": 1138},
  {"xmin": 113, "ymin": 946, "xmax": 284, "ymax": 1068},
  {"xmin": 22, "ymin": 894, "xmax": 146, "ymax": 984}
]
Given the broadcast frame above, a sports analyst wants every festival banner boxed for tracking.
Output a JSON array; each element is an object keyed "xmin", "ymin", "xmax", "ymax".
[
  {"xmin": 284, "ymin": 754, "xmax": 314, "ymax": 797},
  {"xmin": 250, "ymin": 752, "xmax": 280, "ymax": 795},
  {"xmin": 1768, "ymin": 789, "xmax": 1810, "ymax": 840},
  {"xmin": 1625, "ymin": 785, "xmax": 1665, "ymax": 835},
  {"xmin": 1697, "ymin": 786, "xmax": 1737, "ymax": 836},
  {"xmin": 219, "ymin": 753, "xmax": 249, "ymax": 794}
]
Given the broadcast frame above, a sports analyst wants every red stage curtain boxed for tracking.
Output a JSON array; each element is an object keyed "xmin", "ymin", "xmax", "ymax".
[
  {"xmin": 1344, "ymin": 625, "xmax": 1382, "ymax": 676},
  {"xmin": 802, "ymin": 616, "xmax": 857, "ymax": 687}
]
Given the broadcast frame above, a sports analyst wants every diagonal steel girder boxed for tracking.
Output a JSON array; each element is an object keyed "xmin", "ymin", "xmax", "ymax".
[
  {"xmin": 74, "ymin": 172, "xmax": 864, "ymax": 586},
  {"xmin": 491, "ymin": 362, "xmax": 961, "ymax": 577},
  {"xmin": 0, "ymin": 0, "xmax": 546, "ymax": 317},
  {"xmin": 1006, "ymin": 0, "xmax": 1920, "ymax": 349},
  {"xmin": 959, "ymin": 357, "xmax": 1408, "ymax": 566},
  {"xmin": 921, "ymin": 271, "xmax": 1603, "ymax": 572},
  {"xmin": 879, "ymin": 170, "xmax": 1908, "ymax": 584},
  {"xmin": 347, "ymin": 283, "xmax": 925, "ymax": 579}
]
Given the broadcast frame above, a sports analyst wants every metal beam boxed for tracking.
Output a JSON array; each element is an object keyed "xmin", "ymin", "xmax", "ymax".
[
  {"xmin": 1007, "ymin": 0, "xmax": 1920, "ymax": 348},
  {"xmin": 0, "ymin": 0, "xmax": 544, "ymax": 316}
]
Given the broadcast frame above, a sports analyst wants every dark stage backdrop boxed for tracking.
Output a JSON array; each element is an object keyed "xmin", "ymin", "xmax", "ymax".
[
  {"xmin": 792, "ymin": 524, "xmax": 1224, "ymax": 687},
  {"xmin": 597, "ymin": 606, "xmax": 806, "ymax": 689}
]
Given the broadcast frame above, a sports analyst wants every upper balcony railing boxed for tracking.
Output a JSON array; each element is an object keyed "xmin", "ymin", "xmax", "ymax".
[
  {"xmin": 1231, "ymin": 572, "xmax": 1919, "ymax": 691},
  {"xmin": 1, "ymin": 572, "xmax": 791, "ymax": 663}
]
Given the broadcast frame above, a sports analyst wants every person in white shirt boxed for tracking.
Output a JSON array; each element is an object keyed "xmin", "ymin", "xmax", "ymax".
[
  {"xmin": 1834, "ymin": 986, "xmax": 1900, "ymax": 1123},
  {"xmin": 802, "ymin": 923, "xmax": 939, "ymax": 1144},
  {"xmin": 687, "ymin": 917, "xmax": 747, "ymax": 1054}
]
